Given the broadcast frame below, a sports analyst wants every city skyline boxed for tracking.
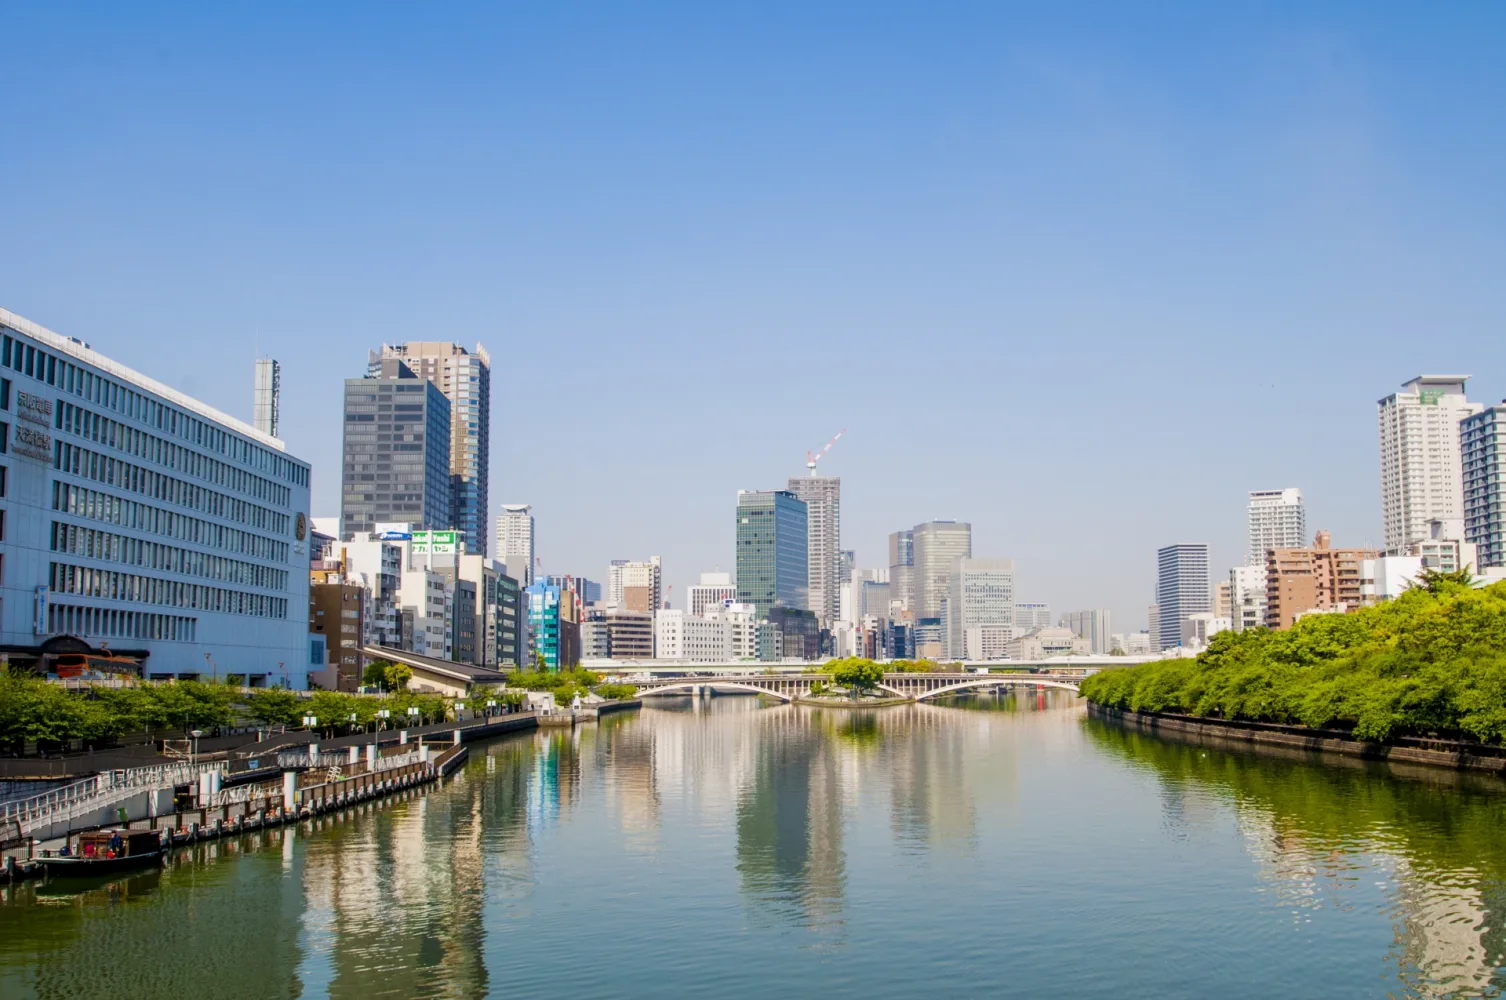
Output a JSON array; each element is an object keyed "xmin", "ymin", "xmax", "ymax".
[{"xmin": 4, "ymin": 6, "xmax": 1505, "ymax": 632}]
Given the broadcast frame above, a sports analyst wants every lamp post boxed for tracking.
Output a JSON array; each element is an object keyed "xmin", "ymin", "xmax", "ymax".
[
  {"xmin": 456, "ymin": 701, "xmax": 466, "ymax": 723},
  {"xmin": 190, "ymin": 729, "xmax": 203, "ymax": 767},
  {"xmin": 407, "ymin": 705, "xmax": 420, "ymax": 729},
  {"xmin": 486, "ymin": 698, "xmax": 496, "ymax": 719},
  {"xmin": 349, "ymin": 712, "xmax": 358, "ymax": 734},
  {"xmin": 377, "ymin": 708, "xmax": 390, "ymax": 731}
]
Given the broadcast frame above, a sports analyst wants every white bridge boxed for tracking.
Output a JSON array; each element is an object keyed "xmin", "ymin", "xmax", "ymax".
[{"xmin": 635, "ymin": 672, "xmax": 1081, "ymax": 703}]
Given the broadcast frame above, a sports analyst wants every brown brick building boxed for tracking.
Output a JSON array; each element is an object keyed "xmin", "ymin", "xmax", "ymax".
[
  {"xmin": 1265, "ymin": 530, "xmax": 1378, "ymax": 630},
  {"xmin": 310, "ymin": 583, "xmax": 366, "ymax": 691}
]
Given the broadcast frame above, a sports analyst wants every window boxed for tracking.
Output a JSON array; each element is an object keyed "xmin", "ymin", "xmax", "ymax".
[
  {"xmin": 0, "ymin": 422, "xmax": 7, "ymax": 453},
  {"xmin": 0, "ymin": 378, "xmax": 8, "ymax": 410}
]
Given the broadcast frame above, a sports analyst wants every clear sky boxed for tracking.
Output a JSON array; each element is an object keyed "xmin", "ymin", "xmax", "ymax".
[{"xmin": 4, "ymin": 3, "xmax": 1504, "ymax": 632}]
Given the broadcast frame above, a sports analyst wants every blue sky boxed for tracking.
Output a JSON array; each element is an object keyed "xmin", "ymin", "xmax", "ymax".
[{"xmin": 3, "ymin": 3, "xmax": 1504, "ymax": 631}]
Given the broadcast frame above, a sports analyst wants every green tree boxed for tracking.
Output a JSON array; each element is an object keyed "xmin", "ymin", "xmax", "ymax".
[
  {"xmin": 244, "ymin": 687, "xmax": 301, "ymax": 727},
  {"xmin": 384, "ymin": 662, "xmax": 413, "ymax": 691},
  {"xmin": 363, "ymin": 660, "xmax": 393, "ymax": 689},
  {"xmin": 831, "ymin": 657, "xmax": 885, "ymax": 697}
]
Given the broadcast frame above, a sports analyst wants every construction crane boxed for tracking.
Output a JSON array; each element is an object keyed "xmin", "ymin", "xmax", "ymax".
[{"xmin": 806, "ymin": 429, "xmax": 846, "ymax": 476}]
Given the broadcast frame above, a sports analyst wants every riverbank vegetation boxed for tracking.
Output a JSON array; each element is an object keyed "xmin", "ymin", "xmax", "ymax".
[{"xmin": 1079, "ymin": 574, "xmax": 1506, "ymax": 743}]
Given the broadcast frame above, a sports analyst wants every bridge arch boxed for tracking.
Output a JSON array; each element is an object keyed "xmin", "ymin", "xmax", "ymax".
[
  {"xmin": 909, "ymin": 677, "xmax": 1080, "ymax": 702},
  {"xmin": 636, "ymin": 680, "xmax": 797, "ymax": 703}
]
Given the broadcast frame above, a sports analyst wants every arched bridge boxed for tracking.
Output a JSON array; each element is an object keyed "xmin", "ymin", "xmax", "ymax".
[{"xmin": 634, "ymin": 672, "xmax": 1081, "ymax": 703}]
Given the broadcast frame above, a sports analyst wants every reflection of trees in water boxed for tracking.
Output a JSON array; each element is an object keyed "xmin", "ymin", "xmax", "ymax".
[{"xmin": 1085, "ymin": 719, "xmax": 1506, "ymax": 997}]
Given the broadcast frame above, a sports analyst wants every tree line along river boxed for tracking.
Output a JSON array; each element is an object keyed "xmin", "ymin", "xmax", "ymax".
[{"xmin": 1, "ymin": 691, "xmax": 1504, "ymax": 999}]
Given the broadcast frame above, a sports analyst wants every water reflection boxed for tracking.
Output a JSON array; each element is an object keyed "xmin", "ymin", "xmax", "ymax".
[
  {"xmin": 4, "ymin": 693, "xmax": 1505, "ymax": 998},
  {"xmin": 1085, "ymin": 718, "xmax": 1506, "ymax": 997}
]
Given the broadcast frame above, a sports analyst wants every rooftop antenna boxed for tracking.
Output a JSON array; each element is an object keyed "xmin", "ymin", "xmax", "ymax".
[{"xmin": 805, "ymin": 429, "xmax": 846, "ymax": 475}]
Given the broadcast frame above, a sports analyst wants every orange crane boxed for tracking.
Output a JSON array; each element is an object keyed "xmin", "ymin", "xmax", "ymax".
[{"xmin": 806, "ymin": 429, "xmax": 846, "ymax": 475}]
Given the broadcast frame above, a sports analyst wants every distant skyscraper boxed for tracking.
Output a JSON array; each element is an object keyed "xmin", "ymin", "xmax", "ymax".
[
  {"xmin": 1247, "ymin": 488, "xmax": 1306, "ymax": 566},
  {"xmin": 497, "ymin": 504, "xmax": 535, "ymax": 586},
  {"xmin": 947, "ymin": 558, "xmax": 1015, "ymax": 659},
  {"xmin": 1060, "ymin": 609, "xmax": 1112, "ymax": 654},
  {"xmin": 341, "ymin": 359, "xmax": 451, "ymax": 540},
  {"xmin": 786, "ymin": 475, "xmax": 841, "ymax": 625},
  {"xmin": 253, "ymin": 357, "xmax": 280, "ymax": 437},
  {"xmin": 735, "ymin": 490, "xmax": 808, "ymax": 618},
  {"xmin": 1013, "ymin": 603, "xmax": 1051, "ymax": 632},
  {"xmin": 911, "ymin": 521, "xmax": 972, "ymax": 620},
  {"xmin": 371, "ymin": 342, "xmax": 491, "ymax": 556},
  {"xmin": 888, "ymin": 530, "xmax": 915, "ymax": 612},
  {"xmin": 1378, "ymin": 376, "xmax": 1481, "ymax": 554},
  {"xmin": 1157, "ymin": 544, "xmax": 1210, "ymax": 651},
  {"xmin": 619, "ymin": 557, "xmax": 663, "ymax": 613},
  {"xmin": 1229, "ymin": 565, "xmax": 1266, "ymax": 632},
  {"xmin": 1462, "ymin": 403, "xmax": 1506, "ymax": 569}
]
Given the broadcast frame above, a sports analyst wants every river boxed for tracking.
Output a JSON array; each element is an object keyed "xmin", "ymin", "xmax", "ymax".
[{"xmin": 2, "ymin": 692, "xmax": 1505, "ymax": 999}]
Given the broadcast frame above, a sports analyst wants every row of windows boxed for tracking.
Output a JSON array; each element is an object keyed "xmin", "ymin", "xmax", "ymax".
[
  {"xmin": 53, "ymin": 482, "xmax": 290, "ymax": 562},
  {"xmin": 48, "ymin": 603, "xmax": 198, "ymax": 643},
  {"xmin": 57, "ymin": 401, "xmax": 292, "ymax": 511},
  {"xmin": 50, "ymin": 562, "xmax": 288, "ymax": 619},
  {"xmin": 51, "ymin": 522, "xmax": 288, "ymax": 591},
  {"xmin": 1, "ymin": 328, "xmax": 307, "ymax": 487},
  {"xmin": 56, "ymin": 439, "xmax": 288, "ymax": 534}
]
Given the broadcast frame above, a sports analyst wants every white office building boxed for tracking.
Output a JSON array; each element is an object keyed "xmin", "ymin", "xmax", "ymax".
[
  {"xmin": 0, "ymin": 308, "xmax": 312, "ymax": 684},
  {"xmin": 496, "ymin": 503, "xmax": 535, "ymax": 585},
  {"xmin": 1180, "ymin": 612, "xmax": 1231, "ymax": 650},
  {"xmin": 1229, "ymin": 564, "xmax": 1266, "ymax": 633},
  {"xmin": 786, "ymin": 475, "xmax": 841, "ymax": 625},
  {"xmin": 654, "ymin": 608, "xmax": 732, "ymax": 662},
  {"xmin": 1379, "ymin": 376, "xmax": 1482, "ymax": 554},
  {"xmin": 1014, "ymin": 603, "xmax": 1051, "ymax": 632},
  {"xmin": 687, "ymin": 571, "xmax": 736, "ymax": 617},
  {"xmin": 1060, "ymin": 609, "xmax": 1112, "ymax": 654},
  {"xmin": 1247, "ymin": 488, "xmax": 1305, "ymax": 565},
  {"xmin": 964, "ymin": 624, "xmax": 1017, "ymax": 661},
  {"xmin": 911, "ymin": 520, "xmax": 971, "ymax": 621},
  {"xmin": 945, "ymin": 558, "xmax": 1015, "ymax": 659}
]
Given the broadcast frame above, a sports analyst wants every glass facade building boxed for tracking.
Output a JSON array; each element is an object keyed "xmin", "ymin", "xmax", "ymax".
[
  {"xmin": 1462, "ymin": 404, "xmax": 1506, "ymax": 569},
  {"xmin": 1157, "ymin": 543, "xmax": 1211, "ymax": 650},
  {"xmin": 340, "ymin": 359, "xmax": 451, "ymax": 539},
  {"xmin": 735, "ymin": 490, "xmax": 808, "ymax": 618}
]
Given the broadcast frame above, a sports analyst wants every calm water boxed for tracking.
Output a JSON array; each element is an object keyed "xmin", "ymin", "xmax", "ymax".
[{"xmin": 3, "ymin": 692, "xmax": 1506, "ymax": 999}]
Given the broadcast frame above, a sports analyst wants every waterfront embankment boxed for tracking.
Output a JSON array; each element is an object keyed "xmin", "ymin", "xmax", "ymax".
[{"xmin": 1089, "ymin": 704, "xmax": 1506, "ymax": 775}]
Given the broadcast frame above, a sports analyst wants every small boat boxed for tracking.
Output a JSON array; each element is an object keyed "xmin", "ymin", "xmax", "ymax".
[{"xmin": 39, "ymin": 830, "xmax": 165, "ymax": 877}]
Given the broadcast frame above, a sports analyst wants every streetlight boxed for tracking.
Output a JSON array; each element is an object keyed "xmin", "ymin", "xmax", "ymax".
[
  {"xmin": 407, "ymin": 706, "xmax": 420, "ymax": 728},
  {"xmin": 349, "ymin": 712, "xmax": 358, "ymax": 733},
  {"xmin": 486, "ymin": 698, "xmax": 496, "ymax": 718},
  {"xmin": 190, "ymin": 729, "xmax": 203, "ymax": 766},
  {"xmin": 456, "ymin": 701, "xmax": 466, "ymax": 722},
  {"xmin": 377, "ymin": 708, "xmax": 391, "ymax": 731}
]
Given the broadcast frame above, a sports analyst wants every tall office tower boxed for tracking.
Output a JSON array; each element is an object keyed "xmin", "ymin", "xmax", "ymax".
[
  {"xmin": 1461, "ymin": 403, "xmax": 1506, "ymax": 569},
  {"xmin": 735, "ymin": 490, "xmax": 809, "ymax": 618},
  {"xmin": 1, "ymin": 307, "xmax": 313, "ymax": 684},
  {"xmin": 341, "ymin": 359, "xmax": 451, "ymax": 540},
  {"xmin": 1013, "ymin": 603, "xmax": 1051, "ymax": 632},
  {"xmin": 1247, "ymin": 488, "xmax": 1305, "ymax": 565},
  {"xmin": 1157, "ymin": 544, "xmax": 1210, "ymax": 650},
  {"xmin": 1378, "ymin": 375, "xmax": 1481, "ymax": 554},
  {"xmin": 370, "ymin": 342, "xmax": 491, "ymax": 556},
  {"xmin": 1147, "ymin": 602, "xmax": 1160, "ymax": 650},
  {"xmin": 947, "ymin": 559, "xmax": 1015, "ymax": 658},
  {"xmin": 606, "ymin": 559, "xmax": 629, "ymax": 605},
  {"xmin": 888, "ymin": 529, "xmax": 915, "ymax": 612},
  {"xmin": 253, "ymin": 357, "xmax": 280, "ymax": 437},
  {"xmin": 911, "ymin": 521, "xmax": 972, "ymax": 620},
  {"xmin": 688, "ymin": 571, "xmax": 737, "ymax": 616},
  {"xmin": 619, "ymin": 557, "xmax": 663, "ymax": 613},
  {"xmin": 786, "ymin": 475, "xmax": 841, "ymax": 625},
  {"xmin": 496, "ymin": 504, "xmax": 535, "ymax": 586},
  {"xmin": 1061, "ymin": 609, "xmax": 1112, "ymax": 654}
]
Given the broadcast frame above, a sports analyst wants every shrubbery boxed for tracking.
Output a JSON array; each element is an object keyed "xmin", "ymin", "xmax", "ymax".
[{"xmin": 1079, "ymin": 577, "xmax": 1506, "ymax": 743}]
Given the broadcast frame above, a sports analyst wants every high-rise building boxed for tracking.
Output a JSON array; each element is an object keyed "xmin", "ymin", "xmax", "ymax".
[
  {"xmin": 253, "ymin": 358, "xmax": 280, "ymax": 438},
  {"xmin": 1013, "ymin": 603, "xmax": 1051, "ymax": 632},
  {"xmin": 0, "ymin": 308, "xmax": 314, "ymax": 684},
  {"xmin": 1060, "ymin": 609, "xmax": 1112, "ymax": 655},
  {"xmin": 1147, "ymin": 602, "xmax": 1160, "ymax": 651},
  {"xmin": 1462, "ymin": 403, "xmax": 1506, "ymax": 569},
  {"xmin": 888, "ymin": 530, "xmax": 915, "ymax": 612},
  {"xmin": 1247, "ymin": 488, "xmax": 1305, "ymax": 565},
  {"xmin": 688, "ymin": 571, "xmax": 737, "ymax": 616},
  {"xmin": 1266, "ymin": 530, "xmax": 1377, "ymax": 630},
  {"xmin": 606, "ymin": 559, "xmax": 629, "ymax": 605},
  {"xmin": 525, "ymin": 577, "xmax": 580, "ymax": 670},
  {"xmin": 911, "ymin": 520, "xmax": 972, "ymax": 621},
  {"xmin": 369, "ymin": 343, "xmax": 491, "ymax": 556},
  {"xmin": 341, "ymin": 359, "xmax": 451, "ymax": 540},
  {"xmin": 1157, "ymin": 544, "xmax": 1210, "ymax": 651},
  {"xmin": 619, "ymin": 557, "xmax": 663, "ymax": 613},
  {"xmin": 786, "ymin": 475, "xmax": 841, "ymax": 625},
  {"xmin": 1378, "ymin": 376, "xmax": 1481, "ymax": 554},
  {"xmin": 946, "ymin": 558, "xmax": 1015, "ymax": 658},
  {"xmin": 496, "ymin": 504, "xmax": 535, "ymax": 586},
  {"xmin": 735, "ymin": 490, "xmax": 808, "ymax": 618}
]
